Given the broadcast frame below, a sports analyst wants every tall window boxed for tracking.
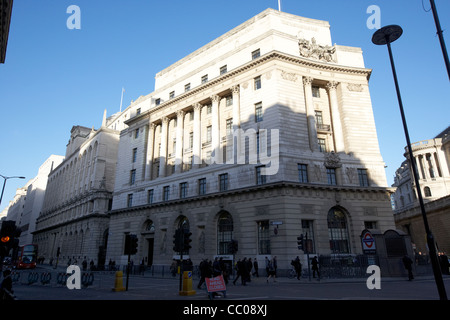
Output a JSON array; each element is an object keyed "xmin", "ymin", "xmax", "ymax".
[
  {"xmin": 219, "ymin": 173, "xmax": 228, "ymax": 191},
  {"xmin": 201, "ymin": 74, "xmax": 208, "ymax": 84},
  {"xmin": 318, "ymin": 138, "xmax": 326, "ymax": 152},
  {"xmin": 257, "ymin": 220, "xmax": 271, "ymax": 254},
  {"xmin": 255, "ymin": 102, "xmax": 263, "ymax": 122},
  {"xmin": 298, "ymin": 164, "xmax": 308, "ymax": 183},
  {"xmin": 198, "ymin": 178, "xmax": 206, "ymax": 195},
  {"xmin": 185, "ymin": 83, "xmax": 190, "ymax": 92},
  {"xmin": 130, "ymin": 169, "xmax": 136, "ymax": 185},
  {"xmin": 180, "ymin": 182, "xmax": 188, "ymax": 199},
  {"xmin": 326, "ymin": 168, "xmax": 337, "ymax": 185},
  {"xmin": 189, "ymin": 132, "xmax": 194, "ymax": 149},
  {"xmin": 226, "ymin": 95, "xmax": 233, "ymax": 106},
  {"xmin": 327, "ymin": 207, "xmax": 350, "ymax": 254},
  {"xmin": 134, "ymin": 128, "xmax": 139, "ymax": 139},
  {"xmin": 226, "ymin": 118, "xmax": 233, "ymax": 136},
  {"xmin": 147, "ymin": 189, "xmax": 154, "ymax": 204},
  {"xmin": 358, "ymin": 169, "xmax": 369, "ymax": 187},
  {"xmin": 206, "ymin": 126, "xmax": 212, "ymax": 143},
  {"xmin": 217, "ymin": 212, "xmax": 233, "ymax": 255},
  {"xmin": 220, "ymin": 65, "xmax": 227, "ymax": 75},
  {"xmin": 127, "ymin": 194, "xmax": 133, "ymax": 208},
  {"xmin": 312, "ymin": 86, "xmax": 320, "ymax": 98},
  {"xmin": 256, "ymin": 166, "xmax": 266, "ymax": 185},
  {"xmin": 254, "ymin": 76, "xmax": 261, "ymax": 90},
  {"xmin": 169, "ymin": 91, "xmax": 175, "ymax": 99},
  {"xmin": 424, "ymin": 186, "xmax": 432, "ymax": 197},
  {"xmin": 163, "ymin": 186, "xmax": 170, "ymax": 201},
  {"xmin": 132, "ymin": 148, "xmax": 137, "ymax": 163},
  {"xmin": 252, "ymin": 49, "xmax": 260, "ymax": 60}
]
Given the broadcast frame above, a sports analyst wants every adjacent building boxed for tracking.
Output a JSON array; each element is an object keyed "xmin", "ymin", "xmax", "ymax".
[
  {"xmin": 104, "ymin": 9, "xmax": 396, "ymax": 270},
  {"xmin": 393, "ymin": 126, "xmax": 450, "ymax": 254}
]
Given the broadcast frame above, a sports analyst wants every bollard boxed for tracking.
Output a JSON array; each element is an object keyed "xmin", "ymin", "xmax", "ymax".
[
  {"xmin": 112, "ymin": 271, "xmax": 125, "ymax": 292},
  {"xmin": 179, "ymin": 271, "xmax": 196, "ymax": 296}
]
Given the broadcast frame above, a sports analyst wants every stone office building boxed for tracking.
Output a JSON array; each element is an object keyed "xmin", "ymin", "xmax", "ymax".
[{"xmin": 105, "ymin": 9, "xmax": 396, "ymax": 270}]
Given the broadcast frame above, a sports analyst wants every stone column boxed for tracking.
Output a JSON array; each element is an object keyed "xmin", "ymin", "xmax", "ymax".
[
  {"xmin": 175, "ymin": 110, "xmax": 184, "ymax": 173},
  {"xmin": 145, "ymin": 122, "xmax": 156, "ymax": 180},
  {"xmin": 211, "ymin": 94, "xmax": 221, "ymax": 164},
  {"xmin": 193, "ymin": 103, "xmax": 202, "ymax": 168},
  {"xmin": 159, "ymin": 116, "xmax": 169, "ymax": 178},
  {"xmin": 302, "ymin": 77, "xmax": 319, "ymax": 152},
  {"xmin": 327, "ymin": 81, "xmax": 345, "ymax": 153},
  {"xmin": 231, "ymin": 85, "xmax": 240, "ymax": 131}
]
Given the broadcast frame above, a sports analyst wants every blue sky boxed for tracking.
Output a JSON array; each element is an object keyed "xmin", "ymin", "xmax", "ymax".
[{"xmin": 1, "ymin": 0, "xmax": 449, "ymax": 213}]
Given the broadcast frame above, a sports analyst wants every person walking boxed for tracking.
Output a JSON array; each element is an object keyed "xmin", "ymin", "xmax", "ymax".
[
  {"xmin": 402, "ymin": 255, "xmax": 414, "ymax": 281},
  {"xmin": 253, "ymin": 258, "xmax": 259, "ymax": 277},
  {"xmin": 311, "ymin": 256, "xmax": 320, "ymax": 279},
  {"xmin": 293, "ymin": 256, "xmax": 302, "ymax": 280},
  {"xmin": 266, "ymin": 259, "xmax": 276, "ymax": 283},
  {"xmin": 1, "ymin": 270, "xmax": 14, "ymax": 301}
]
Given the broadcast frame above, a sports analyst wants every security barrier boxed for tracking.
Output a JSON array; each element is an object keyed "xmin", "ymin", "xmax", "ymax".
[
  {"xmin": 56, "ymin": 272, "xmax": 69, "ymax": 286},
  {"xmin": 40, "ymin": 272, "xmax": 52, "ymax": 285},
  {"xmin": 81, "ymin": 272, "xmax": 94, "ymax": 287},
  {"xmin": 27, "ymin": 272, "xmax": 39, "ymax": 285}
]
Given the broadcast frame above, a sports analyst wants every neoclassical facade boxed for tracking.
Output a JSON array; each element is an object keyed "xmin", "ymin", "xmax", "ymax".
[
  {"xmin": 106, "ymin": 9, "xmax": 395, "ymax": 270},
  {"xmin": 33, "ymin": 122, "xmax": 121, "ymax": 266}
]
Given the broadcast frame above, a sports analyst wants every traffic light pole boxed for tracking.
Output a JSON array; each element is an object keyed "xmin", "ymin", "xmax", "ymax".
[
  {"xmin": 126, "ymin": 240, "xmax": 131, "ymax": 291},
  {"xmin": 179, "ymin": 229, "xmax": 184, "ymax": 292}
]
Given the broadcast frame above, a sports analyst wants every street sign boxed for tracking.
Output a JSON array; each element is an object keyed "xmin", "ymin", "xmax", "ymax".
[{"xmin": 362, "ymin": 230, "xmax": 376, "ymax": 254}]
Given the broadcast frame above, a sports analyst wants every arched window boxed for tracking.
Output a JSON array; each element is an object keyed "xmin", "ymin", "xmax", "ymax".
[
  {"xmin": 424, "ymin": 187, "xmax": 432, "ymax": 197},
  {"xmin": 217, "ymin": 212, "xmax": 233, "ymax": 255},
  {"xmin": 327, "ymin": 207, "xmax": 350, "ymax": 254}
]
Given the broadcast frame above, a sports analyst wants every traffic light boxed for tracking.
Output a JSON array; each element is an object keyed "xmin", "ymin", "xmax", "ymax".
[
  {"xmin": 124, "ymin": 234, "xmax": 138, "ymax": 255},
  {"xmin": 297, "ymin": 234, "xmax": 304, "ymax": 251},
  {"xmin": 183, "ymin": 230, "xmax": 192, "ymax": 251},
  {"xmin": 1, "ymin": 221, "xmax": 17, "ymax": 256},
  {"xmin": 228, "ymin": 239, "xmax": 238, "ymax": 254},
  {"xmin": 173, "ymin": 229, "xmax": 182, "ymax": 252}
]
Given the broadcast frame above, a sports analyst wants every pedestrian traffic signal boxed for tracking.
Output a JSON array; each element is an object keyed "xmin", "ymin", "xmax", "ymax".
[
  {"xmin": 183, "ymin": 230, "xmax": 192, "ymax": 251},
  {"xmin": 297, "ymin": 234, "xmax": 304, "ymax": 251},
  {"xmin": 124, "ymin": 234, "xmax": 138, "ymax": 255},
  {"xmin": 173, "ymin": 228, "xmax": 183, "ymax": 252}
]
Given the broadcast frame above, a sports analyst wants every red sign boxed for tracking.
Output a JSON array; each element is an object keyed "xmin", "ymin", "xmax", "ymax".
[{"xmin": 205, "ymin": 275, "xmax": 226, "ymax": 292}]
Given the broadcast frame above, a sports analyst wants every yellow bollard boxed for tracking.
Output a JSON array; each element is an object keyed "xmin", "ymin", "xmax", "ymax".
[
  {"xmin": 112, "ymin": 271, "xmax": 126, "ymax": 292},
  {"xmin": 179, "ymin": 271, "xmax": 196, "ymax": 296}
]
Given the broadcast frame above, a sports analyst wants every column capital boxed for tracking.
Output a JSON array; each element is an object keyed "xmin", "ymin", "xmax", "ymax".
[
  {"xmin": 150, "ymin": 122, "xmax": 156, "ymax": 130},
  {"xmin": 326, "ymin": 81, "xmax": 339, "ymax": 90},
  {"xmin": 162, "ymin": 116, "xmax": 170, "ymax": 124},
  {"xmin": 193, "ymin": 103, "xmax": 202, "ymax": 112},
  {"xmin": 231, "ymin": 85, "xmax": 240, "ymax": 94},
  {"xmin": 210, "ymin": 94, "xmax": 220, "ymax": 103},
  {"xmin": 302, "ymin": 76, "xmax": 313, "ymax": 86},
  {"xmin": 176, "ymin": 110, "xmax": 185, "ymax": 118}
]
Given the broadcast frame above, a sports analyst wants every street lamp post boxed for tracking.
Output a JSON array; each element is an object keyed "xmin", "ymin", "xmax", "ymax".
[
  {"xmin": 372, "ymin": 25, "xmax": 448, "ymax": 300},
  {"xmin": 0, "ymin": 174, "xmax": 26, "ymax": 207}
]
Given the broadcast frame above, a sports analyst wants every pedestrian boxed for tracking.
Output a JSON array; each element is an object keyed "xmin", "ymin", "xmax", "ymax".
[
  {"xmin": 253, "ymin": 258, "xmax": 259, "ymax": 277},
  {"xmin": 219, "ymin": 257, "xmax": 228, "ymax": 284},
  {"xmin": 265, "ymin": 257, "xmax": 269, "ymax": 276},
  {"xmin": 1, "ymin": 270, "xmax": 14, "ymax": 301},
  {"xmin": 272, "ymin": 256, "xmax": 278, "ymax": 277},
  {"xmin": 266, "ymin": 259, "xmax": 276, "ymax": 283},
  {"xmin": 197, "ymin": 259, "xmax": 211, "ymax": 289},
  {"xmin": 82, "ymin": 258, "xmax": 88, "ymax": 271},
  {"xmin": 247, "ymin": 258, "xmax": 253, "ymax": 282},
  {"xmin": 170, "ymin": 259, "xmax": 178, "ymax": 277},
  {"xmin": 402, "ymin": 255, "xmax": 414, "ymax": 280},
  {"xmin": 293, "ymin": 256, "xmax": 302, "ymax": 280},
  {"xmin": 212, "ymin": 257, "xmax": 221, "ymax": 277},
  {"xmin": 311, "ymin": 256, "xmax": 320, "ymax": 279}
]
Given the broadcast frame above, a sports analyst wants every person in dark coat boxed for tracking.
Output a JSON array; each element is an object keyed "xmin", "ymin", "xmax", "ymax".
[
  {"xmin": 402, "ymin": 255, "xmax": 414, "ymax": 280},
  {"xmin": 311, "ymin": 256, "xmax": 320, "ymax": 279},
  {"xmin": 1, "ymin": 270, "xmax": 14, "ymax": 300},
  {"xmin": 253, "ymin": 258, "xmax": 259, "ymax": 277}
]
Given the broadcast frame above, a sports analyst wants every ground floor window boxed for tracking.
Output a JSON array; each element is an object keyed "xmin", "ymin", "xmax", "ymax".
[{"xmin": 327, "ymin": 207, "xmax": 350, "ymax": 253}]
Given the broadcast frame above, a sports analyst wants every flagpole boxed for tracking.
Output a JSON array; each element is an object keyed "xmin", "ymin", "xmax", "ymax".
[
  {"xmin": 278, "ymin": 0, "xmax": 281, "ymax": 11},
  {"xmin": 120, "ymin": 87, "xmax": 124, "ymax": 112}
]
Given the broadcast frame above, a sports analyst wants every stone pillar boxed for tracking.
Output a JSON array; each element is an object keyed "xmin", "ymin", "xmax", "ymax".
[
  {"xmin": 159, "ymin": 116, "xmax": 169, "ymax": 178},
  {"xmin": 327, "ymin": 81, "xmax": 345, "ymax": 153},
  {"xmin": 211, "ymin": 94, "xmax": 221, "ymax": 164},
  {"xmin": 175, "ymin": 110, "xmax": 184, "ymax": 173},
  {"xmin": 193, "ymin": 103, "xmax": 202, "ymax": 168},
  {"xmin": 145, "ymin": 122, "xmax": 156, "ymax": 180},
  {"xmin": 231, "ymin": 85, "xmax": 240, "ymax": 131},
  {"xmin": 302, "ymin": 77, "xmax": 319, "ymax": 152}
]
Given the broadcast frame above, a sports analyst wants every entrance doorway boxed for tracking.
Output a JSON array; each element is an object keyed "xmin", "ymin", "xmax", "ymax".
[{"xmin": 147, "ymin": 238, "xmax": 154, "ymax": 266}]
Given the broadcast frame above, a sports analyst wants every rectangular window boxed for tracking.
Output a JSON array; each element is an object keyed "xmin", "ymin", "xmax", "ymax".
[
  {"xmin": 135, "ymin": 128, "xmax": 139, "ymax": 139},
  {"xmin": 169, "ymin": 91, "xmax": 175, "ymax": 99},
  {"xmin": 185, "ymin": 83, "xmax": 190, "ymax": 92},
  {"xmin": 220, "ymin": 65, "xmax": 227, "ymax": 75},
  {"xmin": 226, "ymin": 95, "xmax": 233, "ymax": 107},
  {"xmin": 130, "ymin": 169, "xmax": 136, "ymax": 185},
  {"xmin": 298, "ymin": 164, "xmax": 308, "ymax": 183},
  {"xmin": 364, "ymin": 221, "xmax": 377, "ymax": 229},
  {"xmin": 206, "ymin": 104, "xmax": 212, "ymax": 114},
  {"xmin": 315, "ymin": 110, "xmax": 323, "ymax": 126},
  {"xmin": 257, "ymin": 220, "xmax": 271, "ymax": 254},
  {"xmin": 256, "ymin": 166, "xmax": 266, "ymax": 185},
  {"xmin": 201, "ymin": 74, "xmax": 208, "ymax": 84},
  {"xmin": 163, "ymin": 186, "xmax": 170, "ymax": 201},
  {"xmin": 189, "ymin": 112, "xmax": 194, "ymax": 121},
  {"xmin": 155, "ymin": 98, "xmax": 161, "ymax": 106},
  {"xmin": 318, "ymin": 138, "xmax": 326, "ymax": 152},
  {"xmin": 206, "ymin": 126, "xmax": 212, "ymax": 143},
  {"xmin": 132, "ymin": 148, "xmax": 137, "ymax": 163},
  {"xmin": 189, "ymin": 132, "xmax": 194, "ymax": 149},
  {"xmin": 327, "ymin": 168, "xmax": 337, "ymax": 185},
  {"xmin": 127, "ymin": 194, "xmax": 133, "ymax": 208},
  {"xmin": 312, "ymin": 86, "xmax": 320, "ymax": 98},
  {"xmin": 219, "ymin": 173, "xmax": 228, "ymax": 191},
  {"xmin": 136, "ymin": 108, "xmax": 141, "ymax": 115},
  {"xmin": 255, "ymin": 102, "xmax": 263, "ymax": 122},
  {"xmin": 358, "ymin": 169, "xmax": 369, "ymax": 186},
  {"xmin": 252, "ymin": 49, "xmax": 260, "ymax": 60},
  {"xmin": 180, "ymin": 182, "xmax": 188, "ymax": 199},
  {"xmin": 198, "ymin": 178, "xmax": 206, "ymax": 195},
  {"xmin": 254, "ymin": 76, "xmax": 261, "ymax": 90},
  {"xmin": 147, "ymin": 189, "xmax": 154, "ymax": 204},
  {"xmin": 226, "ymin": 118, "xmax": 233, "ymax": 136}
]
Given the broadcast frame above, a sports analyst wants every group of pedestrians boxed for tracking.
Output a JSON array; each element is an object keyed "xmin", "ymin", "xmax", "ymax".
[
  {"xmin": 197, "ymin": 257, "xmax": 230, "ymax": 289},
  {"xmin": 233, "ymin": 257, "xmax": 258, "ymax": 286}
]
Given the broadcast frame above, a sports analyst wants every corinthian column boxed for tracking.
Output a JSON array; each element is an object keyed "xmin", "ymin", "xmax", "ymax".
[
  {"xmin": 175, "ymin": 110, "xmax": 184, "ymax": 173},
  {"xmin": 327, "ymin": 81, "xmax": 345, "ymax": 153},
  {"xmin": 159, "ymin": 116, "xmax": 169, "ymax": 177},
  {"xmin": 211, "ymin": 94, "xmax": 221, "ymax": 164},
  {"xmin": 302, "ymin": 76, "xmax": 318, "ymax": 152},
  {"xmin": 193, "ymin": 103, "xmax": 202, "ymax": 167},
  {"xmin": 145, "ymin": 122, "xmax": 156, "ymax": 180}
]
